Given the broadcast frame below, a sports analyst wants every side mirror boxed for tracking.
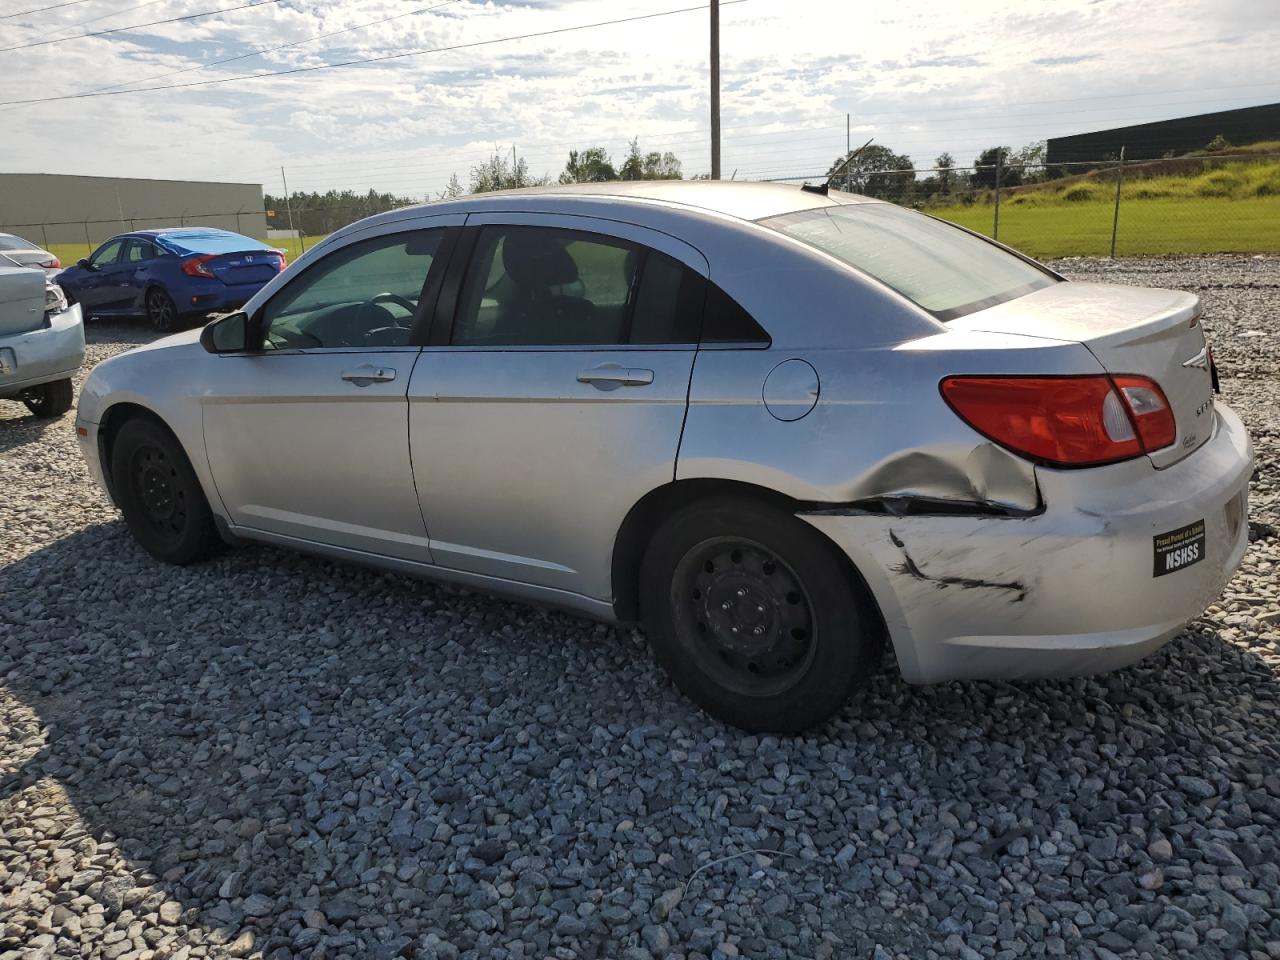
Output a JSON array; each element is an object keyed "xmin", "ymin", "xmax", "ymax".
[
  {"xmin": 77, "ymin": 258, "xmax": 94, "ymax": 270},
  {"xmin": 200, "ymin": 311, "xmax": 254, "ymax": 353}
]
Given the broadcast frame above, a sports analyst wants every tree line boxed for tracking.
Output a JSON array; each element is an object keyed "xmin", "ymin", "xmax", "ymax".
[
  {"xmin": 263, "ymin": 139, "xmax": 1074, "ymax": 234},
  {"xmin": 824, "ymin": 142, "xmax": 1050, "ymax": 206}
]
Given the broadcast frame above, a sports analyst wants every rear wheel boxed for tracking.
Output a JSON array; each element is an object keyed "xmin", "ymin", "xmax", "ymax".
[
  {"xmin": 22, "ymin": 378, "xmax": 74, "ymax": 417},
  {"xmin": 640, "ymin": 497, "xmax": 881, "ymax": 733},
  {"xmin": 146, "ymin": 287, "xmax": 179, "ymax": 332},
  {"xmin": 111, "ymin": 417, "xmax": 219, "ymax": 564}
]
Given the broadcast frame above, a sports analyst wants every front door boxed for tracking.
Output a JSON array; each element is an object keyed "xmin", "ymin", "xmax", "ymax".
[
  {"xmin": 408, "ymin": 215, "xmax": 708, "ymax": 601},
  {"xmin": 202, "ymin": 218, "xmax": 460, "ymax": 562},
  {"xmin": 77, "ymin": 238, "xmax": 126, "ymax": 311}
]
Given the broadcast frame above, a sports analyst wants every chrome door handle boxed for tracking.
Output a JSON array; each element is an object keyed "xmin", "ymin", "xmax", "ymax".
[
  {"xmin": 577, "ymin": 365, "xmax": 654, "ymax": 389},
  {"xmin": 341, "ymin": 365, "xmax": 396, "ymax": 385}
]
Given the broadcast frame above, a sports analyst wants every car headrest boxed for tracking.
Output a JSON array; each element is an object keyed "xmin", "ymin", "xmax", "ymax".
[{"xmin": 501, "ymin": 231, "xmax": 579, "ymax": 288}]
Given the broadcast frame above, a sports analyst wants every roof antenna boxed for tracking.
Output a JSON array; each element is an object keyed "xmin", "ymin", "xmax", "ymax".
[{"xmin": 805, "ymin": 137, "xmax": 875, "ymax": 195}]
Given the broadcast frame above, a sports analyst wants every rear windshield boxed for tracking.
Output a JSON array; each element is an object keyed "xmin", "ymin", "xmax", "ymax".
[
  {"xmin": 759, "ymin": 204, "xmax": 1056, "ymax": 320},
  {"xmin": 158, "ymin": 231, "xmax": 273, "ymax": 256},
  {"xmin": 0, "ymin": 234, "xmax": 39, "ymax": 250}
]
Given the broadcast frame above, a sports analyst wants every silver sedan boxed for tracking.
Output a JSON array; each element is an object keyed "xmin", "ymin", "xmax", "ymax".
[{"xmin": 74, "ymin": 181, "xmax": 1253, "ymax": 732}]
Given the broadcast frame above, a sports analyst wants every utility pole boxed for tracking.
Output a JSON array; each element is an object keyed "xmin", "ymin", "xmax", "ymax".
[
  {"xmin": 1110, "ymin": 145, "xmax": 1126, "ymax": 259},
  {"xmin": 993, "ymin": 152, "xmax": 1002, "ymax": 241},
  {"xmin": 845, "ymin": 114, "xmax": 852, "ymax": 192},
  {"xmin": 710, "ymin": 0, "xmax": 720, "ymax": 180},
  {"xmin": 512, "ymin": 144, "xmax": 518, "ymax": 187},
  {"xmin": 281, "ymin": 166, "xmax": 305, "ymax": 254}
]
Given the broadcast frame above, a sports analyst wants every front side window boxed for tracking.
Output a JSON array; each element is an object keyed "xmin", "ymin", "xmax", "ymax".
[
  {"xmin": 261, "ymin": 230, "xmax": 442, "ymax": 349},
  {"xmin": 452, "ymin": 226, "xmax": 706, "ymax": 346},
  {"xmin": 759, "ymin": 204, "xmax": 1056, "ymax": 320},
  {"xmin": 89, "ymin": 239, "xmax": 125, "ymax": 266}
]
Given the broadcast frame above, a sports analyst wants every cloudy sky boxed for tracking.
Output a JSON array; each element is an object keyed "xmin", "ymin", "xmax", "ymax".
[{"xmin": 2, "ymin": 0, "xmax": 1277, "ymax": 198}]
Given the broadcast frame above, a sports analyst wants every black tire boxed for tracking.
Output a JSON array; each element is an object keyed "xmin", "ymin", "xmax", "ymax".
[
  {"xmin": 146, "ymin": 287, "xmax": 179, "ymax": 332},
  {"xmin": 110, "ymin": 417, "xmax": 219, "ymax": 564},
  {"xmin": 22, "ymin": 378, "xmax": 74, "ymax": 417},
  {"xmin": 640, "ymin": 496, "xmax": 881, "ymax": 733}
]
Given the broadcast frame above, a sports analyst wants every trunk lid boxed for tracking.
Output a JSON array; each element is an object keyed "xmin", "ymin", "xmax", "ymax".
[
  {"xmin": 949, "ymin": 282, "xmax": 1215, "ymax": 468},
  {"xmin": 0, "ymin": 265, "xmax": 48, "ymax": 337},
  {"xmin": 3, "ymin": 249, "xmax": 54, "ymax": 271},
  {"xmin": 202, "ymin": 250, "xmax": 282, "ymax": 286}
]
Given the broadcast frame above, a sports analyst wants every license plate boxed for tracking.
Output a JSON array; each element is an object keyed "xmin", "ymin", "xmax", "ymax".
[
  {"xmin": 1153, "ymin": 519, "xmax": 1206, "ymax": 577},
  {"xmin": 0, "ymin": 348, "xmax": 15, "ymax": 377}
]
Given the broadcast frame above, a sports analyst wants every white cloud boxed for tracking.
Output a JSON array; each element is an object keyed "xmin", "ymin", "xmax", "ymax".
[{"xmin": 1, "ymin": 0, "xmax": 1276, "ymax": 199}]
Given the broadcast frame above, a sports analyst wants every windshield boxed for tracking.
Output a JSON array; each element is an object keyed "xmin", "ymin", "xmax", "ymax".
[{"xmin": 759, "ymin": 203, "xmax": 1057, "ymax": 320}]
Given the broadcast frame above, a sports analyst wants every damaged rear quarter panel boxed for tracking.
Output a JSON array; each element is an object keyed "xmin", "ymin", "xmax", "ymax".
[{"xmin": 677, "ymin": 330, "xmax": 1104, "ymax": 514}]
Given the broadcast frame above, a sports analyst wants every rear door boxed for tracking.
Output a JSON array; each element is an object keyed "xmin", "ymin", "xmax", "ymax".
[
  {"xmin": 122, "ymin": 239, "xmax": 161, "ymax": 312},
  {"xmin": 407, "ymin": 214, "xmax": 707, "ymax": 601},
  {"xmin": 201, "ymin": 216, "xmax": 462, "ymax": 561}
]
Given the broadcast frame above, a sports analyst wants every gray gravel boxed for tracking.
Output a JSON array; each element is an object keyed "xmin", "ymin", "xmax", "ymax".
[{"xmin": 2, "ymin": 255, "xmax": 1279, "ymax": 960}]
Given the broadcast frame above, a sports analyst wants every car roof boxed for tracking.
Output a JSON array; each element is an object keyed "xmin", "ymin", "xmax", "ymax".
[{"xmin": 409, "ymin": 180, "xmax": 876, "ymax": 223}]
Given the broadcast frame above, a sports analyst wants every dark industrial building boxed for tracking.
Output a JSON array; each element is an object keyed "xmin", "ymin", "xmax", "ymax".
[{"xmin": 1046, "ymin": 102, "xmax": 1280, "ymax": 165}]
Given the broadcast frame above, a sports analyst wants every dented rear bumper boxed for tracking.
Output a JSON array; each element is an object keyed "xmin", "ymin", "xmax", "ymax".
[{"xmin": 802, "ymin": 401, "xmax": 1253, "ymax": 683}]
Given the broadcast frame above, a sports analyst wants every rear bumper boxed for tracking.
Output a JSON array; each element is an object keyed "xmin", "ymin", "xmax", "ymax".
[
  {"xmin": 804, "ymin": 401, "xmax": 1254, "ymax": 683},
  {"xmin": 0, "ymin": 304, "xmax": 85, "ymax": 396},
  {"xmin": 179, "ymin": 280, "xmax": 268, "ymax": 315}
]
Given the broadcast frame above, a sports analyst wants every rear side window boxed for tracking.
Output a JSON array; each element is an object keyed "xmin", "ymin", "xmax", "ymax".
[
  {"xmin": 629, "ymin": 250, "xmax": 704, "ymax": 344},
  {"xmin": 453, "ymin": 226, "xmax": 637, "ymax": 346},
  {"xmin": 759, "ymin": 204, "xmax": 1056, "ymax": 320},
  {"xmin": 125, "ymin": 240, "xmax": 159, "ymax": 262},
  {"xmin": 701, "ymin": 284, "xmax": 770, "ymax": 343},
  {"xmin": 452, "ymin": 227, "xmax": 707, "ymax": 347}
]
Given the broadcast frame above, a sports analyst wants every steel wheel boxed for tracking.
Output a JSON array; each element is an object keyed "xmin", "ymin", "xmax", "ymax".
[
  {"xmin": 128, "ymin": 443, "xmax": 189, "ymax": 543},
  {"xmin": 670, "ymin": 536, "xmax": 818, "ymax": 697},
  {"xmin": 146, "ymin": 289, "xmax": 177, "ymax": 332}
]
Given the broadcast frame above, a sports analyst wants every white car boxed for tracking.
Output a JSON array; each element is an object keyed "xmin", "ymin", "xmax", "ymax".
[{"xmin": 0, "ymin": 254, "xmax": 84, "ymax": 417}]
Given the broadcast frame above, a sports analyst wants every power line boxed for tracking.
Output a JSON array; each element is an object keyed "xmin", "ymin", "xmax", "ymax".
[
  {"xmin": 0, "ymin": 0, "xmax": 751, "ymax": 105},
  {"xmin": 0, "ymin": 0, "xmax": 284, "ymax": 52},
  {"xmin": 207, "ymin": 80, "xmax": 1280, "ymax": 179},
  {"xmin": 86, "ymin": 0, "xmax": 465, "ymax": 96},
  {"xmin": 0, "ymin": 0, "xmax": 96, "ymax": 20}
]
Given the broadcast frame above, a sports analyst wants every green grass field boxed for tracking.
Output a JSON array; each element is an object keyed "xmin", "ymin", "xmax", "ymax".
[
  {"xmin": 925, "ymin": 152, "xmax": 1280, "ymax": 258},
  {"xmin": 930, "ymin": 195, "xmax": 1280, "ymax": 258}
]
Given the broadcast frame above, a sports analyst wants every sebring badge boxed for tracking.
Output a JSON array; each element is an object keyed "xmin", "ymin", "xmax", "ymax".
[{"xmin": 1182, "ymin": 346, "xmax": 1210, "ymax": 370}]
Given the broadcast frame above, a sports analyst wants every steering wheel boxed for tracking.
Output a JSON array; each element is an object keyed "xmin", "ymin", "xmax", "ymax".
[
  {"xmin": 356, "ymin": 291, "xmax": 416, "ymax": 327},
  {"xmin": 354, "ymin": 292, "xmax": 418, "ymax": 347}
]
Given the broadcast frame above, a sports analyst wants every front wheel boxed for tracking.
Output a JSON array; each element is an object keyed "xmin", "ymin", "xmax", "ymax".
[
  {"xmin": 146, "ymin": 287, "xmax": 179, "ymax": 332},
  {"xmin": 110, "ymin": 417, "xmax": 219, "ymax": 564},
  {"xmin": 640, "ymin": 497, "xmax": 881, "ymax": 733},
  {"xmin": 22, "ymin": 378, "xmax": 74, "ymax": 417}
]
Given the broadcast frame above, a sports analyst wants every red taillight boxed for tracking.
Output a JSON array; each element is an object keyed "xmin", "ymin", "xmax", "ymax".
[
  {"xmin": 181, "ymin": 254, "xmax": 217, "ymax": 278},
  {"xmin": 940, "ymin": 374, "xmax": 1176, "ymax": 467},
  {"xmin": 276, "ymin": 253, "xmax": 287, "ymax": 271},
  {"xmin": 41, "ymin": 256, "xmax": 61, "ymax": 269}
]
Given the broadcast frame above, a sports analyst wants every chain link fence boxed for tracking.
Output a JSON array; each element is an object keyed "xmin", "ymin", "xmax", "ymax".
[
  {"xmin": 766, "ymin": 151, "xmax": 1280, "ymax": 258},
  {"xmin": 3, "ymin": 152, "xmax": 1277, "ymax": 264}
]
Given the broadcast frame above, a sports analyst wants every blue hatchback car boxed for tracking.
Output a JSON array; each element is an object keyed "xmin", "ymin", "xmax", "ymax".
[{"xmin": 57, "ymin": 228, "xmax": 286, "ymax": 331}]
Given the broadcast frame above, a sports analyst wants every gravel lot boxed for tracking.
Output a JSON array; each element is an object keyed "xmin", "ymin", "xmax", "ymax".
[{"xmin": 2, "ymin": 255, "xmax": 1279, "ymax": 960}]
